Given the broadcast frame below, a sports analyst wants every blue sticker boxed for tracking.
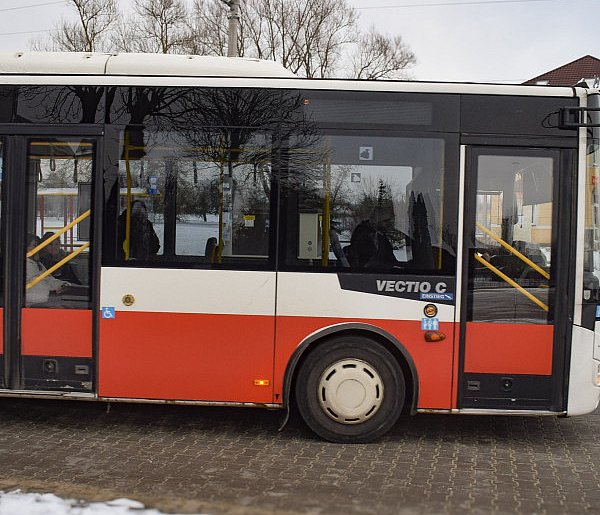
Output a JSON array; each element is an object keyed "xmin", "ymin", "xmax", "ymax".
[
  {"xmin": 422, "ymin": 318, "xmax": 439, "ymax": 331},
  {"xmin": 596, "ymin": 305, "xmax": 600, "ymax": 318},
  {"xmin": 101, "ymin": 306, "xmax": 116, "ymax": 319},
  {"xmin": 420, "ymin": 292, "xmax": 454, "ymax": 301}
]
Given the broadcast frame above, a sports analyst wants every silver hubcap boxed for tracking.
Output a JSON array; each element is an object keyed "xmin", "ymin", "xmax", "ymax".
[{"xmin": 318, "ymin": 359, "xmax": 384, "ymax": 424}]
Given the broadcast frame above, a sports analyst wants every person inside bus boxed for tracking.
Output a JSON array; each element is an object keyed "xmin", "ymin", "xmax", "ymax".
[
  {"xmin": 117, "ymin": 200, "xmax": 160, "ymax": 260},
  {"xmin": 25, "ymin": 234, "xmax": 70, "ymax": 307},
  {"xmin": 204, "ymin": 237, "xmax": 218, "ymax": 263},
  {"xmin": 347, "ymin": 206, "xmax": 398, "ymax": 270},
  {"xmin": 39, "ymin": 232, "xmax": 82, "ymax": 284}
]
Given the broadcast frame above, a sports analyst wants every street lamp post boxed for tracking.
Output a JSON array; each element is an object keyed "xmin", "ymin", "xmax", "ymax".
[{"xmin": 220, "ymin": 0, "xmax": 240, "ymax": 58}]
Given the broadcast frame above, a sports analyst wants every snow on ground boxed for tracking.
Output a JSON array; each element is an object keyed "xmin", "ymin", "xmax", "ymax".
[{"xmin": 0, "ymin": 491, "xmax": 209, "ymax": 515}]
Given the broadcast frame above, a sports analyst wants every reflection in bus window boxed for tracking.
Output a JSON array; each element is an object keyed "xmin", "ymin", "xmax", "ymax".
[
  {"xmin": 584, "ymin": 138, "xmax": 600, "ymax": 302},
  {"xmin": 282, "ymin": 135, "xmax": 454, "ymax": 273},
  {"xmin": 0, "ymin": 86, "xmax": 105, "ymax": 124},
  {"xmin": 25, "ymin": 139, "xmax": 93, "ymax": 309},
  {"xmin": 116, "ymin": 129, "xmax": 272, "ymax": 265},
  {"xmin": 469, "ymin": 154, "xmax": 554, "ymax": 324}
]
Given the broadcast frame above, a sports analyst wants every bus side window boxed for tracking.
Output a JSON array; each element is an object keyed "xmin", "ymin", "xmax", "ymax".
[
  {"xmin": 113, "ymin": 125, "xmax": 274, "ymax": 268},
  {"xmin": 282, "ymin": 133, "xmax": 456, "ymax": 273}
]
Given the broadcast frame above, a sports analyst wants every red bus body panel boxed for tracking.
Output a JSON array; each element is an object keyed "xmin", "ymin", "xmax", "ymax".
[
  {"xmin": 21, "ymin": 308, "xmax": 92, "ymax": 357},
  {"xmin": 98, "ymin": 312, "xmax": 275, "ymax": 403},
  {"xmin": 464, "ymin": 322, "xmax": 553, "ymax": 376},
  {"xmin": 274, "ymin": 316, "xmax": 455, "ymax": 409}
]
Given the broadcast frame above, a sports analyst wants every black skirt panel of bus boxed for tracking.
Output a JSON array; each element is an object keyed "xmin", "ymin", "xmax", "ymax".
[
  {"xmin": 22, "ymin": 356, "xmax": 93, "ymax": 392},
  {"xmin": 461, "ymin": 373, "xmax": 554, "ymax": 410}
]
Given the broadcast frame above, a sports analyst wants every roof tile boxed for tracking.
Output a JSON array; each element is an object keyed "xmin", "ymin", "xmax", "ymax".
[{"xmin": 523, "ymin": 55, "xmax": 600, "ymax": 86}]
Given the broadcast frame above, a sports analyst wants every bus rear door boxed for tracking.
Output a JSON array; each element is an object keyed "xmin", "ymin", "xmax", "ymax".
[{"xmin": 459, "ymin": 146, "xmax": 575, "ymax": 411}]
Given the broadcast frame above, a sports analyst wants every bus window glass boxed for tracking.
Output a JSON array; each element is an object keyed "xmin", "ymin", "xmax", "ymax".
[
  {"xmin": 107, "ymin": 86, "xmax": 296, "ymax": 267},
  {"xmin": 469, "ymin": 154, "xmax": 554, "ymax": 324},
  {"xmin": 584, "ymin": 137, "xmax": 600, "ymax": 302},
  {"xmin": 282, "ymin": 134, "xmax": 453, "ymax": 273},
  {"xmin": 25, "ymin": 139, "xmax": 93, "ymax": 309},
  {"xmin": 116, "ymin": 129, "xmax": 272, "ymax": 265},
  {"xmin": 0, "ymin": 86, "xmax": 104, "ymax": 124}
]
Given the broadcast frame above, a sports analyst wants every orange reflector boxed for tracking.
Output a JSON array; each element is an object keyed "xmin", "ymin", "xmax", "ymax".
[
  {"xmin": 424, "ymin": 331, "xmax": 446, "ymax": 342},
  {"xmin": 254, "ymin": 379, "xmax": 271, "ymax": 386}
]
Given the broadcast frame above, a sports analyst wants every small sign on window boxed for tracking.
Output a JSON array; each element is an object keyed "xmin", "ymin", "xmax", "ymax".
[
  {"xmin": 148, "ymin": 176, "xmax": 159, "ymax": 194},
  {"xmin": 359, "ymin": 146, "xmax": 373, "ymax": 161}
]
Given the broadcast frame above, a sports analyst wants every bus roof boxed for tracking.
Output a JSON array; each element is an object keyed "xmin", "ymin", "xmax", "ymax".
[
  {"xmin": 0, "ymin": 51, "xmax": 582, "ymax": 98},
  {"xmin": 0, "ymin": 52, "xmax": 296, "ymax": 78}
]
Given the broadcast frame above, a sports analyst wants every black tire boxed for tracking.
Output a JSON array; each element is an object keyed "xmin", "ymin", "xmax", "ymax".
[{"xmin": 295, "ymin": 335, "xmax": 406, "ymax": 443}]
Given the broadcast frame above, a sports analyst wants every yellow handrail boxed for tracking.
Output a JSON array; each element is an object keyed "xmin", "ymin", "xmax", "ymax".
[
  {"xmin": 321, "ymin": 160, "xmax": 331, "ymax": 267},
  {"xmin": 27, "ymin": 242, "xmax": 90, "ymax": 289},
  {"xmin": 476, "ymin": 222, "xmax": 550, "ymax": 280},
  {"xmin": 474, "ymin": 252, "xmax": 549, "ymax": 312},
  {"xmin": 27, "ymin": 209, "xmax": 91, "ymax": 258}
]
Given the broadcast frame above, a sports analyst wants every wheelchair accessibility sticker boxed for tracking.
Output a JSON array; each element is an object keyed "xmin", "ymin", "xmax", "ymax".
[{"xmin": 101, "ymin": 306, "xmax": 116, "ymax": 319}]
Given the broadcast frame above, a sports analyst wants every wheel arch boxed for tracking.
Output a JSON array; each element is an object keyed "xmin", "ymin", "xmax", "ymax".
[{"xmin": 282, "ymin": 322, "xmax": 419, "ymax": 414}]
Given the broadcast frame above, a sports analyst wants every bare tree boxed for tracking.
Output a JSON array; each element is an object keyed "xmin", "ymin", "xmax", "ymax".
[
  {"xmin": 189, "ymin": 0, "xmax": 357, "ymax": 77},
  {"xmin": 30, "ymin": 0, "xmax": 416, "ymax": 80},
  {"xmin": 184, "ymin": 0, "xmax": 230, "ymax": 56},
  {"xmin": 114, "ymin": 0, "xmax": 189, "ymax": 54},
  {"xmin": 350, "ymin": 26, "xmax": 416, "ymax": 80},
  {"xmin": 33, "ymin": 0, "xmax": 118, "ymax": 52},
  {"xmin": 189, "ymin": 0, "xmax": 414, "ymax": 79},
  {"xmin": 109, "ymin": 19, "xmax": 139, "ymax": 53},
  {"xmin": 290, "ymin": 0, "xmax": 357, "ymax": 78}
]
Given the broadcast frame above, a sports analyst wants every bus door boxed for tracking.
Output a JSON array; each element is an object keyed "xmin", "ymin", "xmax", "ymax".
[
  {"xmin": 460, "ymin": 146, "xmax": 573, "ymax": 411},
  {"xmin": 0, "ymin": 134, "xmax": 100, "ymax": 392}
]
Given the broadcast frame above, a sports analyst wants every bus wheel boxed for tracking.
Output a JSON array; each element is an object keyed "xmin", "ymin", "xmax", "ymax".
[{"xmin": 295, "ymin": 336, "xmax": 405, "ymax": 443}]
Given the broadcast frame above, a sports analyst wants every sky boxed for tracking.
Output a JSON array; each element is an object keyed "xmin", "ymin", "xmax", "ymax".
[{"xmin": 0, "ymin": 0, "xmax": 598, "ymax": 83}]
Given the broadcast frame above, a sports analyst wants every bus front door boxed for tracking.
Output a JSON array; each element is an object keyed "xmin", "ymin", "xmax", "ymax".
[
  {"xmin": 1, "ymin": 135, "xmax": 99, "ymax": 393},
  {"xmin": 459, "ymin": 146, "xmax": 573, "ymax": 411}
]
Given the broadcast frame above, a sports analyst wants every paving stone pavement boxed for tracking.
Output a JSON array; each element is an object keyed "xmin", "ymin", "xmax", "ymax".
[{"xmin": 0, "ymin": 397, "xmax": 599, "ymax": 514}]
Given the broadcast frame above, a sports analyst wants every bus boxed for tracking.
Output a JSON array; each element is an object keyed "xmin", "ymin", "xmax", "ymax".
[{"xmin": 0, "ymin": 51, "xmax": 598, "ymax": 443}]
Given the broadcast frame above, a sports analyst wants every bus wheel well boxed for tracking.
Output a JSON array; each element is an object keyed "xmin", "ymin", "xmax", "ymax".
[{"xmin": 289, "ymin": 328, "xmax": 416, "ymax": 416}]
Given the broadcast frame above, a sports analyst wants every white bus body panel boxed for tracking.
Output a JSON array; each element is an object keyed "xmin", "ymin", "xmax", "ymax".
[
  {"xmin": 567, "ymin": 89, "xmax": 600, "ymax": 416},
  {"xmin": 276, "ymin": 272, "xmax": 455, "ymax": 321},
  {"xmin": 100, "ymin": 267, "xmax": 276, "ymax": 315},
  {"xmin": 567, "ymin": 325, "xmax": 600, "ymax": 415}
]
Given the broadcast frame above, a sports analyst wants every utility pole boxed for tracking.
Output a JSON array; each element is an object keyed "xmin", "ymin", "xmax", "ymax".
[{"xmin": 220, "ymin": 0, "xmax": 240, "ymax": 57}]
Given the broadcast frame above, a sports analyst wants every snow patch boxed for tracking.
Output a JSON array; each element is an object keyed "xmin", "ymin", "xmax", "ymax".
[{"xmin": 0, "ymin": 491, "xmax": 209, "ymax": 515}]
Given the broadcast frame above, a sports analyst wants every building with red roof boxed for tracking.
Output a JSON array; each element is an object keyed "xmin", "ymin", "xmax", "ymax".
[{"xmin": 523, "ymin": 55, "xmax": 600, "ymax": 87}]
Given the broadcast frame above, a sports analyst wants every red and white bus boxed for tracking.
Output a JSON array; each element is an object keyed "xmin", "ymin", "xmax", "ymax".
[{"xmin": 0, "ymin": 51, "xmax": 599, "ymax": 442}]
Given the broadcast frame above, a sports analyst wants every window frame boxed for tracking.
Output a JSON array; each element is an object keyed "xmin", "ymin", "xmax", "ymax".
[
  {"xmin": 102, "ymin": 124, "xmax": 279, "ymax": 271},
  {"xmin": 276, "ymin": 128, "xmax": 460, "ymax": 275}
]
